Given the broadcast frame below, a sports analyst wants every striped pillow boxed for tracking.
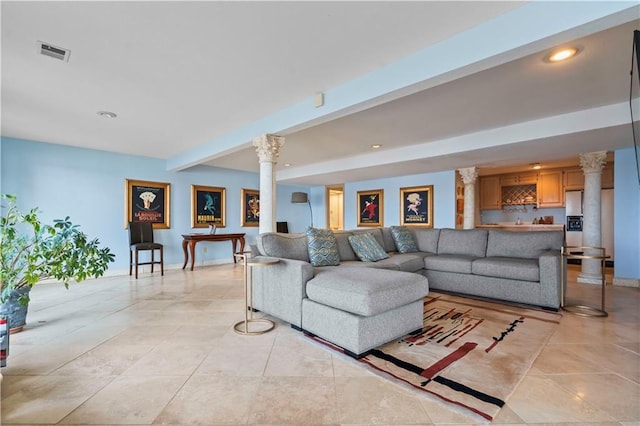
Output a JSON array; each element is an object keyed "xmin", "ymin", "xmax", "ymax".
[
  {"xmin": 348, "ymin": 232, "xmax": 389, "ymax": 262},
  {"xmin": 390, "ymin": 226, "xmax": 418, "ymax": 253}
]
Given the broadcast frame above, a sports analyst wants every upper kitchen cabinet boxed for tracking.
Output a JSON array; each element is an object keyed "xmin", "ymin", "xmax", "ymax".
[
  {"xmin": 479, "ymin": 175, "xmax": 501, "ymax": 210},
  {"xmin": 564, "ymin": 167, "xmax": 584, "ymax": 190},
  {"xmin": 538, "ymin": 170, "xmax": 564, "ymax": 208},
  {"xmin": 563, "ymin": 164, "xmax": 614, "ymax": 190},
  {"xmin": 500, "ymin": 172, "xmax": 538, "ymax": 187}
]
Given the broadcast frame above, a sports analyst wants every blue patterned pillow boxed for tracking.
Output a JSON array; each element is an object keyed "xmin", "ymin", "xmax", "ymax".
[
  {"xmin": 348, "ymin": 233, "xmax": 389, "ymax": 262},
  {"xmin": 306, "ymin": 227, "xmax": 340, "ymax": 266},
  {"xmin": 390, "ymin": 226, "xmax": 418, "ymax": 253}
]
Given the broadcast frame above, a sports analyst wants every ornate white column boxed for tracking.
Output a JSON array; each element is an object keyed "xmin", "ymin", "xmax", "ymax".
[
  {"xmin": 458, "ymin": 167, "xmax": 478, "ymax": 229},
  {"xmin": 578, "ymin": 151, "xmax": 607, "ymax": 284},
  {"xmin": 253, "ymin": 134, "xmax": 284, "ymax": 234}
]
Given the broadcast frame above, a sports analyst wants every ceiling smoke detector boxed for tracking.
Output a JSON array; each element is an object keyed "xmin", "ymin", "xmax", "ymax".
[
  {"xmin": 97, "ymin": 111, "xmax": 117, "ymax": 119},
  {"xmin": 37, "ymin": 41, "xmax": 71, "ymax": 62}
]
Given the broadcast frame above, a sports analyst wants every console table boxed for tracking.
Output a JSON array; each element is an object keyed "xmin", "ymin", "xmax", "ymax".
[{"xmin": 181, "ymin": 233, "xmax": 246, "ymax": 271}]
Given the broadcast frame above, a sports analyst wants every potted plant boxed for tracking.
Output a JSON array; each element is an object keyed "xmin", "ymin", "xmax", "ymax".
[{"xmin": 0, "ymin": 194, "xmax": 115, "ymax": 333}]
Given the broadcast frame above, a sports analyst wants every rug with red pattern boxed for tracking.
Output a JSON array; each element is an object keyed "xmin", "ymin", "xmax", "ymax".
[{"xmin": 307, "ymin": 293, "xmax": 561, "ymax": 421}]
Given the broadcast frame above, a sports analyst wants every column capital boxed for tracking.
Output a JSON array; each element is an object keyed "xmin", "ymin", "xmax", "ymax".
[
  {"xmin": 579, "ymin": 151, "xmax": 607, "ymax": 174},
  {"xmin": 253, "ymin": 134, "xmax": 285, "ymax": 163},
  {"xmin": 458, "ymin": 167, "xmax": 479, "ymax": 184}
]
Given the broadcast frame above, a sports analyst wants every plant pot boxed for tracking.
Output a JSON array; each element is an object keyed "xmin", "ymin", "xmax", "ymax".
[{"xmin": 0, "ymin": 287, "xmax": 31, "ymax": 333}]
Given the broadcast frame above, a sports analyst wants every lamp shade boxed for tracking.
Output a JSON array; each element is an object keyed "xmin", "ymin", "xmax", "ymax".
[{"xmin": 291, "ymin": 192, "xmax": 308, "ymax": 204}]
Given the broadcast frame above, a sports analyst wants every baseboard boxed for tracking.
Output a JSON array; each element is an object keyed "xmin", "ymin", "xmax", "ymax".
[
  {"xmin": 103, "ymin": 259, "xmax": 235, "ymax": 277},
  {"xmin": 613, "ymin": 277, "xmax": 640, "ymax": 288}
]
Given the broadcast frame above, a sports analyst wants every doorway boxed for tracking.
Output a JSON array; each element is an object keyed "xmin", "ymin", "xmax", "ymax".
[{"xmin": 326, "ymin": 185, "xmax": 344, "ymax": 230}]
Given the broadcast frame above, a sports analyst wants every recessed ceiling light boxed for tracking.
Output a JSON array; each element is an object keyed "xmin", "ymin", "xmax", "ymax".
[
  {"xmin": 283, "ymin": 163, "xmax": 291, "ymax": 167},
  {"xmin": 371, "ymin": 144, "xmax": 382, "ymax": 149},
  {"xmin": 97, "ymin": 111, "xmax": 117, "ymax": 119},
  {"xmin": 545, "ymin": 47, "xmax": 579, "ymax": 63}
]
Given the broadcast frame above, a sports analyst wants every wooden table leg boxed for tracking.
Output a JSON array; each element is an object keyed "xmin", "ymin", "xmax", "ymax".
[
  {"xmin": 239, "ymin": 237, "xmax": 246, "ymax": 255},
  {"xmin": 188, "ymin": 240, "xmax": 197, "ymax": 271},
  {"xmin": 182, "ymin": 239, "xmax": 189, "ymax": 269},
  {"xmin": 231, "ymin": 237, "xmax": 247, "ymax": 263}
]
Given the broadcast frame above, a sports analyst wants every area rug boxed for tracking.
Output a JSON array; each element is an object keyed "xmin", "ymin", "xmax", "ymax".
[{"xmin": 306, "ymin": 293, "xmax": 562, "ymax": 421}]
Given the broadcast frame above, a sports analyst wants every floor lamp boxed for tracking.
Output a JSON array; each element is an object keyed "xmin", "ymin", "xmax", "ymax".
[{"xmin": 291, "ymin": 192, "xmax": 313, "ymax": 227}]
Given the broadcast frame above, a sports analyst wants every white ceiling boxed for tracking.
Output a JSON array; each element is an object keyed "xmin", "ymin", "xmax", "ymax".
[{"xmin": 2, "ymin": 1, "xmax": 639, "ymax": 186}]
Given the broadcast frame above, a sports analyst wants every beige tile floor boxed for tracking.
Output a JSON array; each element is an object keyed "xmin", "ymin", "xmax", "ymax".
[{"xmin": 1, "ymin": 263, "xmax": 638, "ymax": 425}]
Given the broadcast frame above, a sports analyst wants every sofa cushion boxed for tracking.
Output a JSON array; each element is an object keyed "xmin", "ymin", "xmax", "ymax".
[
  {"xmin": 324, "ymin": 261, "xmax": 389, "ymax": 269},
  {"xmin": 306, "ymin": 227, "xmax": 340, "ymax": 267},
  {"xmin": 348, "ymin": 233, "xmax": 389, "ymax": 262},
  {"xmin": 380, "ymin": 227, "xmax": 398, "ymax": 252},
  {"xmin": 390, "ymin": 226, "xmax": 418, "ymax": 253},
  {"xmin": 257, "ymin": 233, "xmax": 310, "ymax": 262},
  {"xmin": 486, "ymin": 230, "xmax": 564, "ymax": 259},
  {"xmin": 306, "ymin": 268, "xmax": 429, "ymax": 317},
  {"xmin": 472, "ymin": 257, "xmax": 540, "ymax": 282},
  {"xmin": 437, "ymin": 229, "xmax": 488, "ymax": 258},
  {"xmin": 380, "ymin": 253, "xmax": 427, "ymax": 272},
  {"xmin": 336, "ymin": 253, "xmax": 426, "ymax": 272},
  {"xmin": 333, "ymin": 231, "xmax": 358, "ymax": 261},
  {"xmin": 424, "ymin": 254, "xmax": 475, "ymax": 274},
  {"xmin": 412, "ymin": 228, "xmax": 440, "ymax": 254}
]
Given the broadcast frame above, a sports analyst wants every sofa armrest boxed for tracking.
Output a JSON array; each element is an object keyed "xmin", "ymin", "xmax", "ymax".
[
  {"xmin": 251, "ymin": 257, "xmax": 315, "ymax": 327},
  {"xmin": 538, "ymin": 250, "xmax": 562, "ymax": 309}
]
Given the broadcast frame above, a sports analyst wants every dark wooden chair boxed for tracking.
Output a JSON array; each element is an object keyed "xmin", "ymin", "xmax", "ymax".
[{"xmin": 128, "ymin": 222, "xmax": 163, "ymax": 279}]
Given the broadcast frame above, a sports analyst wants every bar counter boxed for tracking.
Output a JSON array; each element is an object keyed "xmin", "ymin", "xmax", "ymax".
[{"xmin": 476, "ymin": 224, "xmax": 565, "ymax": 231}]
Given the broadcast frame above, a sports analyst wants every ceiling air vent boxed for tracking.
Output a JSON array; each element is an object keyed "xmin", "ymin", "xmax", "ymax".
[{"xmin": 37, "ymin": 41, "xmax": 71, "ymax": 62}]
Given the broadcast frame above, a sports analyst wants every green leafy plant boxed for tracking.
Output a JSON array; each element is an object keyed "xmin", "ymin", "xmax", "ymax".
[{"xmin": 0, "ymin": 194, "xmax": 115, "ymax": 305}]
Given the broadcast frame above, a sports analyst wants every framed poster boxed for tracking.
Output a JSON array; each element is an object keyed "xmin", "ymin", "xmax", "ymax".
[
  {"xmin": 124, "ymin": 179, "xmax": 170, "ymax": 229},
  {"xmin": 357, "ymin": 189, "xmax": 383, "ymax": 227},
  {"xmin": 400, "ymin": 185, "xmax": 434, "ymax": 227},
  {"xmin": 241, "ymin": 188, "xmax": 260, "ymax": 227},
  {"xmin": 191, "ymin": 185, "xmax": 226, "ymax": 228}
]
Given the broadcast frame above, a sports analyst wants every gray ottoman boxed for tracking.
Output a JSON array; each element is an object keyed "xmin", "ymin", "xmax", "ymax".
[{"xmin": 301, "ymin": 267, "xmax": 429, "ymax": 357}]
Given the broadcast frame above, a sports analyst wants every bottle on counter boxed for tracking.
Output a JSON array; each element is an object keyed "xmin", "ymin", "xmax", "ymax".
[{"xmin": 516, "ymin": 217, "xmax": 522, "ymax": 225}]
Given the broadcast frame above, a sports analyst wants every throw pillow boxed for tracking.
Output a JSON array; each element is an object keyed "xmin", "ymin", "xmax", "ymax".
[
  {"xmin": 306, "ymin": 227, "xmax": 340, "ymax": 267},
  {"xmin": 390, "ymin": 226, "xmax": 418, "ymax": 253},
  {"xmin": 348, "ymin": 232, "xmax": 390, "ymax": 262}
]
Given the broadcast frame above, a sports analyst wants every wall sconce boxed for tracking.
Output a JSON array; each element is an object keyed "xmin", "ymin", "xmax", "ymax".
[{"xmin": 291, "ymin": 192, "xmax": 313, "ymax": 227}]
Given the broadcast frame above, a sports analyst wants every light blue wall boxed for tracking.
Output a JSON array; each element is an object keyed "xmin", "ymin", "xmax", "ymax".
[
  {"xmin": 276, "ymin": 185, "xmax": 314, "ymax": 234},
  {"xmin": 307, "ymin": 170, "xmax": 455, "ymax": 230},
  {"xmin": 4, "ymin": 137, "xmax": 637, "ymax": 282},
  {"xmin": 0, "ymin": 137, "xmax": 309, "ymax": 272},
  {"xmin": 614, "ymin": 147, "xmax": 640, "ymax": 281}
]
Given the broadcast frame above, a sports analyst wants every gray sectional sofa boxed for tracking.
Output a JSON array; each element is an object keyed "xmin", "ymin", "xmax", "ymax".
[{"xmin": 252, "ymin": 227, "xmax": 564, "ymax": 357}]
